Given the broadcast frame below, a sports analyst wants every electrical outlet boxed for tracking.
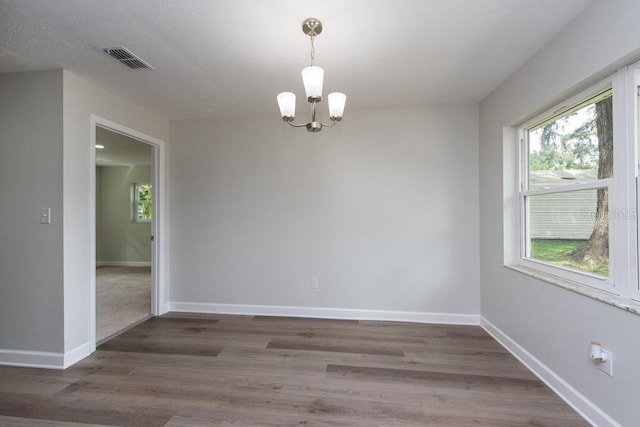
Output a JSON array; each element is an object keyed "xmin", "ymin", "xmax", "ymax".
[
  {"xmin": 598, "ymin": 349, "xmax": 613, "ymax": 376},
  {"xmin": 310, "ymin": 276, "xmax": 319, "ymax": 289}
]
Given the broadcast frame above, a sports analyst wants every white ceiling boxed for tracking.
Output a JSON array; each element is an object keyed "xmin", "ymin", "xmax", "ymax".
[
  {"xmin": 96, "ymin": 127, "xmax": 152, "ymax": 166},
  {"xmin": 0, "ymin": 0, "xmax": 593, "ymax": 121}
]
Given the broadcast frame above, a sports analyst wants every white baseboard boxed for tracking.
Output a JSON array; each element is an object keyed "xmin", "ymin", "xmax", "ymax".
[
  {"xmin": 169, "ymin": 302, "xmax": 480, "ymax": 325},
  {"xmin": 0, "ymin": 341, "xmax": 93, "ymax": 370},
  {"xmin": 158, "ymin": 302, "xmax": 171, "ymax": 316},
  {"xmin": 63, "ymin": 341, "xmax": 92, "ymax": 369},
  {"xmin": 0, "ymin": 348, "xmax": 64, "ymax": 369},
  {"xmin": 480, "ymin": 317, "xmax": 620, "ymax": 427},
  {"xmin": 97, "ymin": 261, "xmax": 151, "ymax": 267}
]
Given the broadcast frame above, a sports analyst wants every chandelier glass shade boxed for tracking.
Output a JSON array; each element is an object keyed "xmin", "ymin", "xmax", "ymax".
[{"xmin": 277, "ymin": 18, "xmax": 346, "ymax": 133}]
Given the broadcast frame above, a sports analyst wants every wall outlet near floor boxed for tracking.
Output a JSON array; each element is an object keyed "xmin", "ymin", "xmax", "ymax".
[
  {"xmin": 597, "ymin": 349, "xmax": 613, "ymax": 377},
  {"xmin": 310, "ymin": 276, "xmax": 319, "ymax": 289}
]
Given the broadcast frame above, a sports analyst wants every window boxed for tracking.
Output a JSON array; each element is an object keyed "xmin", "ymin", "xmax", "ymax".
[
  {"xmin": 133, "ymin": 183, "xmax": 152, "ymax": 222},
  {"xmin": 522, "ymin": 89, "xmax": 613, "ymax": 283},
  {"xmin": 510, "ymin": 66, "xmax": 639, "ymax": 304}
]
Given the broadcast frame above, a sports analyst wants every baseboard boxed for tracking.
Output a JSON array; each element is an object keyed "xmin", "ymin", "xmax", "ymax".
[
  {"xmin": 0, "ymin": 348, "xmax": 65, "ymax": 369},
  {"xmin": 0, "ymin": 341, "xmax": 93, "ymax": 370},
  {"xmin": 169, "ymin": 302, "xmax": 480, "ymax": 325},
  {"xmin": 157, "ymin": 302, "xmax": 171, "ymax": 316},
  {"xmin": 97, "ymin": 261, "xmax": 151, "ymax": 267},
  {"xmin": 63, "ymin": 341, "xmax": 92, "ymax": 369},
  {"xmin": 480, "ymin": 317, "xmax": 620, "ymax": 427}
]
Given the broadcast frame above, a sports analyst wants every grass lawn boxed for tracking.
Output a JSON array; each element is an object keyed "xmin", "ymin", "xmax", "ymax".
[{"xmin": 530, "ymin": 239, "xmax": 609, "ymax": 276}]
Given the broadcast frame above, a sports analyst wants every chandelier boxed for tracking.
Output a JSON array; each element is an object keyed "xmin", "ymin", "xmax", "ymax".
[{"xmin": 277, "ymin": 18, "xmax": 346, "ymax": 133}]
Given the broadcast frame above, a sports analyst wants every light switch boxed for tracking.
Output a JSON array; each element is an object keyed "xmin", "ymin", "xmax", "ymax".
[{"xmin": 40, "ymin": 208, "xmax": 51, "ymax": 224}]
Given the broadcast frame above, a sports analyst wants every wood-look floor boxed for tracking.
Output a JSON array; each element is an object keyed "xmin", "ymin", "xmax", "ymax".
[{"xmin": 0, "ymin": 313, "xmax": 588, "ymax": 426}]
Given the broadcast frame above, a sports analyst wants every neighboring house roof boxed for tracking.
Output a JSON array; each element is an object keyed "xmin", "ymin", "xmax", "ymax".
[{"xmin": 530, "ymin": 169, "xmax": 598, "ymax": 189}]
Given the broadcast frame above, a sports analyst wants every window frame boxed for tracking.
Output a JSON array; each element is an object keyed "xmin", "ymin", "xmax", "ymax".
[
  {"xmin": 132, "ymin": 183, "xmax": 152, "ymax": 223},
  {"xmin": 632, "ymin": 67, "xmax": 640, "ymax": 302},
  {"xmin": 511, "ymin": 68, "xmax": 639, "ymax": 303}
]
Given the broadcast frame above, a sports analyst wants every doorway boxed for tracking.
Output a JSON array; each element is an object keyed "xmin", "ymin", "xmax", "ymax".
[
  {"xmin": 90, "ymin": 116, "xmax": 166, "ymax": 349},
  {"xmin": 95, "ymin": 127, "xmax": 153, "ymax": 342}
]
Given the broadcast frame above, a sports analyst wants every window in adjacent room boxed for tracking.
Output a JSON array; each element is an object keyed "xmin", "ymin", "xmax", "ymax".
[{"xmin": 133, "ymin": 183, "xmax": 152, "ymax": 222}]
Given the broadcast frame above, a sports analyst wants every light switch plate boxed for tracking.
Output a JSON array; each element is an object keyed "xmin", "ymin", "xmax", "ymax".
[{"xmin": 40, "ymin": 208, "xmax": 51, "ymax": 224}]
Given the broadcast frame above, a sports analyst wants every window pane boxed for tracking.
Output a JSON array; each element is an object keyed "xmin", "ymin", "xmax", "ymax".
[
  {"xmin": 133, "ymin": 183, "xmax": 152, "ymax": 221},
  {"xmin": 528, "ymin": 91, "xmax": 613, "ymax": 189},
  {"xmin": 137, "ymin": 201, "xmax": 152, "ymax": 220},
  {"xmin": 525, "ymin": 188, "xmax": 609, "ymax": 276},
  {"xmin": 137, "ymin": 184, "xmax": 152, "ymax": 202}
]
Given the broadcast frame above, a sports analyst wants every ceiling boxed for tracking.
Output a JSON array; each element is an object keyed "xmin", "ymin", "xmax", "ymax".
[
  {"xmin": 0, "ymin": 0, "xmax": 594, "ymax": 121},
  {"xmin": 96, "ymin": 127, "xmax": 152, "ymax": 167}
]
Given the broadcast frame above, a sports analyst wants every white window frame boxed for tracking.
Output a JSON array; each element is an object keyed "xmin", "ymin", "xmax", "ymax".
[
  {"xmin": 132, "ymin": 183, "xmax": 152, "ymax": 223},
  {"xmin": 510, "ymin": 65, "xmax": 639, "ymax": 304},
  {"xmin": 632, "ymin": 66, "xmax": 640, "ymax": 301}
]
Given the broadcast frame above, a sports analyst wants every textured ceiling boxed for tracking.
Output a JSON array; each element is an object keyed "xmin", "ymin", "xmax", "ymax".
[{"xmin": 0, "ymin": 0, "xmax": 594, "ymax": 121}]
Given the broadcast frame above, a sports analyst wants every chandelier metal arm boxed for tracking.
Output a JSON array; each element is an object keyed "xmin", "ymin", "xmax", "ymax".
[
  {"xmin": 284, "ymin": 119, "xmax": 337, "ymax": 127},
  {"xmin": 318, "ymin": 119, "xmax": 338, "ymax": 128},
  {"xmin": 283, "ymin": 101, "xmax": 339, "ymax": 129},
  {"xmin": 283, "ymin": 118, "xmax": 338, "ymax": 133},
  {"xmin": 283, "ymin": 119, "xmax": 309, "ymax": 128}
]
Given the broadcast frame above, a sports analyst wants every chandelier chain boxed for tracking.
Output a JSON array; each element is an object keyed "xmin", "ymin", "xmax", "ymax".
[{"xmin": 305, "ymin": 18, "xmax": 319, "ymax": 66}]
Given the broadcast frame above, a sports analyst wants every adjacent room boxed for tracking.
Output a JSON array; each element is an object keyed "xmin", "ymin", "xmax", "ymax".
[
  {"xmin": 95, "ymin": 127, "xmax": 153, "ymax": 342},
  {"xmin": 1, "ymin": 1, "xmax": 639, "ymax": 426}
]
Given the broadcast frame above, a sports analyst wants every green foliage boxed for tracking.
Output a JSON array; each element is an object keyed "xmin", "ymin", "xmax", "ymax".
[
  {"xmin": 566, "ymin": 119, "xmax": 597, "ymax": 168},
  {"xmin": 530, "ymin": 239, "xmax": 609, "ymax": 276},
  {"xmin": 529, "ymin": 107, "xmax": 598, "ymax": 172},
  {"xmin": 136, "ymin": 184, "xmax": 152, "ymax": 220},
  {"xmin": 138, "ymin": 184, "xmax": 152, "ymax": 201}
]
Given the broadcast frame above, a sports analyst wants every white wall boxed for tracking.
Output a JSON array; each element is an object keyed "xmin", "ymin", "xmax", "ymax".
[
  {"xmin": 62, "ymin": 71, "xmax": 169, "ymax": 361},
  {"xmin": 479, "ymin": 0, "xmax": 640, "ymax": 425},
  {"xmin": 169, "ymin": 105, "xmax": 480, "ymax": 318},
  {"xmin": 96, "ymin": 165, "xmax": 152, "ymax": 264},
  {"xmin": 0, "ymin": 70, "xmax": 65, "ymax": 356}
]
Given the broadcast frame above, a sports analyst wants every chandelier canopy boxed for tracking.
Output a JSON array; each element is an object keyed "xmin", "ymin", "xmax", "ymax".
[{"xmin": 277, "ymin": 18, "xmax": 346, "ymax": 133}]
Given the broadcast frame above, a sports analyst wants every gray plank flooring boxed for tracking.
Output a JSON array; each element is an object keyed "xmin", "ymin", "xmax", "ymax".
[{"xmin": 0, "ymin": 313, "xmax": 588, "ymax": 426}]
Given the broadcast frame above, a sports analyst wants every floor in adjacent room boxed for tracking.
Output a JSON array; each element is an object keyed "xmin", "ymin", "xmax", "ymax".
[
  {"xmin": 0, "ymin": 313, "xmax": 587, "ymax": 426},
  {"xmin": 96, "ymin": 265, "xmax": 151, "ymax": 343}
]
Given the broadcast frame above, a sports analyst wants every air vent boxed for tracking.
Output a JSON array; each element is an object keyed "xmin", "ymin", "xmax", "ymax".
[{"xmin": 102, "ymin": 46, "xmax": 154, "ymax": 70}]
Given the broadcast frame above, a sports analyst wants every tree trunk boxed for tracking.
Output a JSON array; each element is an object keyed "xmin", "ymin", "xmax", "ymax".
[{"xmin": 571, "ymin": 96, "xmax": 613, "ymax": 267}]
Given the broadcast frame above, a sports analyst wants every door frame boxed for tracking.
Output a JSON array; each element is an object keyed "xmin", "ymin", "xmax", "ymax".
[{"xmin": 89, "ymin": 115, "xmax": 167, "ymax": 351}]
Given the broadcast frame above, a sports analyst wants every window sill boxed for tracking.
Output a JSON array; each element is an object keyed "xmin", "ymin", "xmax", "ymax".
[{"xmin": 506, "ymin": 264, "xmax": 640, "ymax": 316}]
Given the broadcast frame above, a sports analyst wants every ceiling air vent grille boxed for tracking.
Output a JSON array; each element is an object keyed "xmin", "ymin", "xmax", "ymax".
[{"xmin": 102, "ymin": 46, "xmax": 154, "ymax": 70}]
